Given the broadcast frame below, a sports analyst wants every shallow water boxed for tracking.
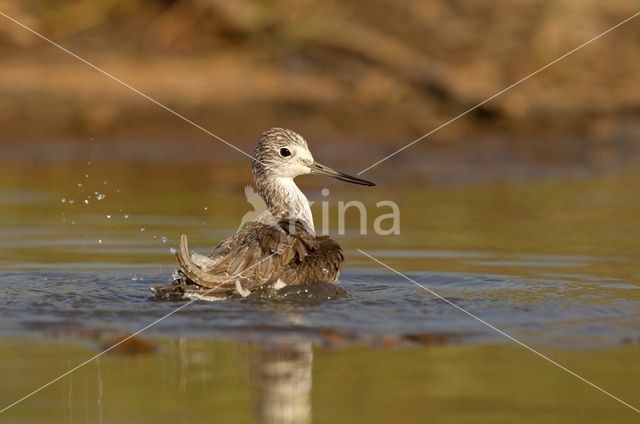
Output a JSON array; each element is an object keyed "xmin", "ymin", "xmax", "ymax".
[
  {"xmin": 1, "ymin": 153, "xmax": 639, "ymax": 422},
  {"xmin": 1, "ymin": 266, "xmax": 638, "ymax": 350}
]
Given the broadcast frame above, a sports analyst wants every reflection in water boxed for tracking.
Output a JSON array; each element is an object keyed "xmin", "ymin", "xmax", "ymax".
[
  {"xmin": 250, "ymin": 342, "xmax": 313, "ymax": 424},
  {"xmin": 97, "ymin": 357, "xmax": 104, "ymax": 424},
  {"xmin": 0, "ymin": 337, "xmax": 638, "ymax": 423}
]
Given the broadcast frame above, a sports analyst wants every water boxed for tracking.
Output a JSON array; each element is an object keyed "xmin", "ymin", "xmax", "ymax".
[
  {"xmin": 1, "ymin": 153, "xmax": 639, "ymax": 422},
  {"xmin": 1, "ymin": 266, "xmax": 638, "ymax": 349}
]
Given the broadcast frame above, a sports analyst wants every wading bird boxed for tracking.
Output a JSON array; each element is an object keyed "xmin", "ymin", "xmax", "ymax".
[{"xmin": 153, "ymin": 128, "xmax": 374, "ymax": 300}]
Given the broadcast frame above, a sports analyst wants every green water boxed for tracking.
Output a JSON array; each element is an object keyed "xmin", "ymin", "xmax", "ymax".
[
  {"xmin": 1, "ymin": 338, "xmax": 639, "ymax": 423},
  {"xmin": 1, "ymin": 155, "xmax": 639, "ymax": 422}
]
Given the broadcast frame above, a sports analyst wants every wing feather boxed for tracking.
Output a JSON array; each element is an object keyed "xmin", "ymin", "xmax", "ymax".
[{"xmin": 174, "ymin": 219, "xmax": 318, "ymax": 291}]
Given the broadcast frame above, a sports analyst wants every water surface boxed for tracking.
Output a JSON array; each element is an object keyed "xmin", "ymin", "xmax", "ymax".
[{"xmin": 1, "ymin": 154, "xmax": 639, "ymax": 422}]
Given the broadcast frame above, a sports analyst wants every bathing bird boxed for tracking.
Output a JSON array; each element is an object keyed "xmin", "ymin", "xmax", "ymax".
[{"xmin": 153, "ymin": 128, "xmax": 374, "ymax": 300}]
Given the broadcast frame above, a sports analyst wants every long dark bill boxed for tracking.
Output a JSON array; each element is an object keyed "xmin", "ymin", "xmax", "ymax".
[{"xmin": 310, "ymin": 162, "xmax": 375, "ymax": 186}]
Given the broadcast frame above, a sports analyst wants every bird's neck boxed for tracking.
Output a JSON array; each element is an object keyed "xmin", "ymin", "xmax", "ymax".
[{"xmin": 257, "ymin": 177, "xmax": 315, "ymax": 232}]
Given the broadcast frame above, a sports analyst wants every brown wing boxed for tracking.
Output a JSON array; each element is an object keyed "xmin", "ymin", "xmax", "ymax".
[
  {"xmin": 277, "ymin": 235, "xmax": 344, "ymax": 284},
  {"xmin": 175, "ymin": 219, "xmax": 317, "ymax": 293}
]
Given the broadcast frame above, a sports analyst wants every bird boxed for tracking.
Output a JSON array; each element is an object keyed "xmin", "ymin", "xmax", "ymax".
[{"xmin": 152, "ymin": 128, "xmax": 374, "ymax": 300}]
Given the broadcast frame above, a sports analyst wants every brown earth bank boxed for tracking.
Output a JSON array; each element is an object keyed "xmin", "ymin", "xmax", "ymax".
[{"xmin": 0, "ymin": 0, "xmax": 639, "ymax": 154}]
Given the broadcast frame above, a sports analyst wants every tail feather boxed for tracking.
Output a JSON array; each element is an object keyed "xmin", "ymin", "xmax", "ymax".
[{"xmin": 175, "ymin": 234, "xmax": 235, "ymax": 291}]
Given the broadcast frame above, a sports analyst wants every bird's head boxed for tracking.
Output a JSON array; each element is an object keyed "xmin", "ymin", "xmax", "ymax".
[{"xmin": 252, "ymin": 128, "xmax": 375, "ymax": 186}]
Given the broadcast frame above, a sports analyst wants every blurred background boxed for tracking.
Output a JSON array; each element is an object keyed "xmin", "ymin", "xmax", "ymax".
[
  {"xmin": 1, "ymin": 0, "xmax": 639, "ymax": 183},
  {"xmin": 1, "ymin": 2, "xmax": 640, "ymax": 423}
]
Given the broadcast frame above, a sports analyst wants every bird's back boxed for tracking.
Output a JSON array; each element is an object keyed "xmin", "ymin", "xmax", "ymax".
[{"xmin": 152, "ymin": 218, "xmax": 343, "ymax": 300}]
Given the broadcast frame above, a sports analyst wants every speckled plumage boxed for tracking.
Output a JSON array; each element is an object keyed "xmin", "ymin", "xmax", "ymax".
[{"xmin": 152, "ymin": 128, "xmax": 374, "ymax": 300}]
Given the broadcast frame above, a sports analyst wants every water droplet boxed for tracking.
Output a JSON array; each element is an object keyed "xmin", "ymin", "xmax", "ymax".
[
  {"xmin": 95, "ymin": 192, "xmax": 106, "ymax": 200},
  {"xmin": 161, "ymin": 236, "xmax": 168, "ymax": 243},
  {"xmin": 84, "ymin": 199, "xmax": 90, "ymax": 204},
  {"xmin": 124, "ymin": 214, "xmax": 129, "ymax": 219},
  {"xmin": 98, "ymin": 239, "xmax": 103, "ymax": 244},
  {"xmin": 68, "ymin": 199, "xmax": 75, "ymax": 204},
  {"xmin": 61, "ymin": 198, "xmax": 66, "ymax": 203},
  {"xmin": 106, "ymin": 214, "xmax": 111, "ymax": 219},
  {"xmin": 140, "ymin": 227, "xmax": 146, "ymax": 232},
  {"xmin": 77, "ymin": 183, "xmax": 83, "ymax": 188},
  {"xmin": 87, "ymin": 161, "xmax": 92, "ymax": 166},
  {"xmin": 169, "ymin": 248, "xmax": 177, "ymax": 255},
  {"xmin": 203, "ymin": 206, "xmax": 208, "ymax": 211},
  {"xmin": 84, "ymin": 174, "xmax": 89, "ymax": 178},
  {"xmin": 71, "ymin": 220, "xmax": 76, "ymax": 225},
  {"xmin": 321, "ymin": 188, "xmax": 330, "ymax": 196}
]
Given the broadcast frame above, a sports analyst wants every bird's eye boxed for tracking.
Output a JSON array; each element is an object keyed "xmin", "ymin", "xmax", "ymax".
[{"xmin": 279, "ymin": 148, "xmax": 291, "ymax": 157}]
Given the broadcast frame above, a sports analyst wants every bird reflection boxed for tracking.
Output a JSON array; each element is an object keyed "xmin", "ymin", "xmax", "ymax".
[{"xmin": 250, "ymin": 341, "xmax": 313, "ymax": 424}]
